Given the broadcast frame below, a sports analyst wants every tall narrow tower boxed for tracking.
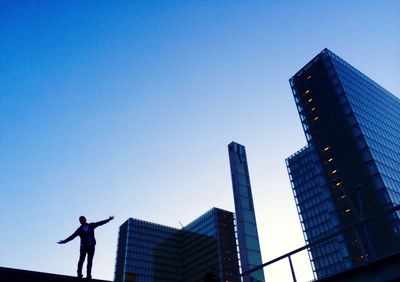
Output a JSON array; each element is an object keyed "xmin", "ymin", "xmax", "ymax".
[{"xmin": 228, "ymin": 142, "xmax": 265, "ymax": 282}]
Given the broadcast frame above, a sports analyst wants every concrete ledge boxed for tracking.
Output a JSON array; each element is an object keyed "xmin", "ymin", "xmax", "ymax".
[{"xmin": 0, "ymin": 267, "xmax": 111, "ymax": 282}]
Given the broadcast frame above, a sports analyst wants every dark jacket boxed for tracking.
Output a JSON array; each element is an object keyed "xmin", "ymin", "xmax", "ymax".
[{"xmin": 61, "ymin": 219, "xmax": 110, "ymax": 247}]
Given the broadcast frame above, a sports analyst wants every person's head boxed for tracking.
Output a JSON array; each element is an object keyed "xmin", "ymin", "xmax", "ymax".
[{"xmin": 79, "ymin": 216, "xmax": 87, "ymax": 225}]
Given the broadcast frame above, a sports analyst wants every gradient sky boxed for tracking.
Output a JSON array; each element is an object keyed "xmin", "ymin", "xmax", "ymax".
[{"xmin": 1, "ymin": 1, "xmax": 399, "ymax": 281}]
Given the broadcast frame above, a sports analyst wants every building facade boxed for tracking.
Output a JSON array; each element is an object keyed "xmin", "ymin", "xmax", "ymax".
[
  {"xmin": 286, "ymin": 49, "xmax": 400, "ymax": 279},
  {"xmin": 286, "ymin": 145, "xmax": 353, "ymax": 277},
  {"xmin": 114, "ymin": 208, "xmax": 240, "ymax": 282},
  {"xmin": 114, "ymin": 219, "xmax": 181, "ymax": 282},
  {"xmin": 183, "ymin": 208, "xmax": 240, "ymax": 282},
  {"xmin": 228, "ymin": 142, "xmax": 265, "ymax": 282}
]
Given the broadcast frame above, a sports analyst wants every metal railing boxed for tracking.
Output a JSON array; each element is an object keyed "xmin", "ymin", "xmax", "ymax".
[{"xmin": 241, "ymin": 204, "xmax": 400, "ymax": 282}]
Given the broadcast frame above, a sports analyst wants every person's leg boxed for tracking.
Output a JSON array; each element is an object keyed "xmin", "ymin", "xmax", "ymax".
[
  {"xmin": 77, "ymin": 247, "xmax": 87, "ymax": 278},
  {"xmin": 86, "ymin": 246, "xmax": 95, "ymax": 279}
]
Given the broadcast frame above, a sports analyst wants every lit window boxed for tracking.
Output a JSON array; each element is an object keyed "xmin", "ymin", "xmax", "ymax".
[
  {"xmin": 311, "ymin": 107, "xmax": 316, "ymax": 111},
  {"xmin": 307, "ymin": 75, "xmax": 312, "ymax": 80},
  {"xmin": 331, "ymin": 169, "xmax": 337, "ymax": 174},
  {"xmin": 345, "ymin": 208, "xmax": 351, "ymax": 213},
  {"xmin": 305, "ymin": 90, "xmax": 310, "ymax": 94},
  {"xmin": 314, "ymin": 116, "xmax": 319, "ymax": 121},
  {"xmin": 336, "ymin": 182, "xmax": 341, "ymax": 187},
  {"xmin": 323, "ymin": 146, "xmax": 331, "ymax": 152},
  {"xmin": 328, "ymin": 158, "xmax": 333, "ymax": 162},
  {"xmin": 340, "ymin": 195, "xmax": 346, "ymax": 199},
  {"xmin": 308, "ymin": 98, "xmax": 313, "ymax": 103}
]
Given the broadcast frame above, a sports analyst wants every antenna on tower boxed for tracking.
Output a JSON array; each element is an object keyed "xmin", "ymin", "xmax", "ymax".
[{"xmin": 178, "ymin": 221, "xmax": 184, "ymax": 228}]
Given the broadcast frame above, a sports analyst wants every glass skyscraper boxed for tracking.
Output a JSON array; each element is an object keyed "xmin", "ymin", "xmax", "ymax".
[
  {"xmin": 228, "ymin": 142, "xmax": 265, "ymax": 282},
  {"xmin": 114, "ymin": 208, "xmax": 240, "ymax": 282},
  {"xmin": 286, "ymin": 49, "xmax": 400, "ymax": 279}
]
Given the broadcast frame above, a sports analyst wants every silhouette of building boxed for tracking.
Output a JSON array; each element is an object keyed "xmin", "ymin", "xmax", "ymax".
[
  {"xmin": 114, "ymin": 208, "xmax": 240, "ymax": 282},
  {"xmin": 286, "ymin": 49, "xmax": 400, "ymax": 279},
  {"xmin": 228, "ymin": 142, "xmax": 265, "ymax": 282}
]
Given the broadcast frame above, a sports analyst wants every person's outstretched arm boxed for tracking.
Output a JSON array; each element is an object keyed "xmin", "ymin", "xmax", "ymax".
[
  {"xmin": 92, "ymin": 216, "xmax": 114, "ymax": 229},
  {"xmin": 57, "ymin": 229, "xmax": 79, "ymax": 244}
]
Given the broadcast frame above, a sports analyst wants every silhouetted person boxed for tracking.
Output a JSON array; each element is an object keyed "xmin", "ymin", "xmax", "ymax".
[
  {"xmin": 58, "ymin": 216, "xmax": 114, "ymax": 279},
  {"xmin": 204, "ymin": 266, "xmax": 220, "ymax": 282}
]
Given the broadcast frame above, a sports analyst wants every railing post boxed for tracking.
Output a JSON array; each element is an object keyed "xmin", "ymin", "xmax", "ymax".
[{"xmin": 288, "ymin": 255, "xmax": 297, "ymax": 282}]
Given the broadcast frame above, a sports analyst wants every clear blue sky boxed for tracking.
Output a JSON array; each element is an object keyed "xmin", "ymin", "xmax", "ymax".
[{"xmin": 1, "ymin": 1, "xmax": 399, "ymax": 281}]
